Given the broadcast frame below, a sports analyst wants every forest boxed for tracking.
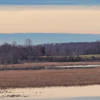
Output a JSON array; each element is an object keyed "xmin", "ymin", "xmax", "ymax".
[{"xmin": 0, "ymin": 39, "xmax": 100, "ymax": 64}]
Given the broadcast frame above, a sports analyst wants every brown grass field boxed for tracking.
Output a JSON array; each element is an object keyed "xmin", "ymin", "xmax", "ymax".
[{"xmin": 0, "ymin": 67, "xmax": 100, "ymax": 88}]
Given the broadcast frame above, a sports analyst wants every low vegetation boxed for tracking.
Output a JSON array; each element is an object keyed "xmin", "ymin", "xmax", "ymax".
[{"xmin": 0, "ymin": 67, "xmax": 100, "ymax": 88}]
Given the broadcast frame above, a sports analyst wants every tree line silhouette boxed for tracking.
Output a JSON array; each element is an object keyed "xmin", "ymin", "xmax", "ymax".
[{"xmin": 0, "ymin": 39, "xmax": 100, "ymax": 64}]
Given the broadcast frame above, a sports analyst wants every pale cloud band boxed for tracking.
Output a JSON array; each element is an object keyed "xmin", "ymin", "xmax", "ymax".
[{"xmin": 0, "ymin": 6, "xmax": 100, "ymax": 34}]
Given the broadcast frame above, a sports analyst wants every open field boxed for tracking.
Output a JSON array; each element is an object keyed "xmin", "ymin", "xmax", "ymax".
[
  {"xmin": 0, "ymin": 67, "xmax": 100, "ymax": 88},
  {"xmin": 0, "ymin": 61, "xmax": 100, "ymax": 70}
]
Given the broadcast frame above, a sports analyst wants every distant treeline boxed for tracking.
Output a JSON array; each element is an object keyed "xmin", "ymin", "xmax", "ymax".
[{"xmin": 0, "ymin": 40, "xmax": 100, "ymax": 64}]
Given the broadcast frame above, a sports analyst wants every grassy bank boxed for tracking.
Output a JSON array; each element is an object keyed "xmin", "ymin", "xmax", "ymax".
[
  {"xmin": 0, "ymin": 67, "xmax": 100, "ymax": 88},
  {"xmin": 0, "ymin": 61, "xmax": 100, "ymax": 70}
]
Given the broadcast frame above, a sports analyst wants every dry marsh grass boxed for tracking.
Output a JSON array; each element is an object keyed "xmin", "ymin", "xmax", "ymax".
[{"xmin": 0, "ymin": 67, "xmax": 100, "ymax": 88}]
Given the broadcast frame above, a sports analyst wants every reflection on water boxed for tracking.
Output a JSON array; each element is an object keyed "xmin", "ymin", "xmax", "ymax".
[
  {"xmin": 0, "ymin": 85, "xmax": 100, "ymax": 100},
  {"xmin": 56, "ymin": 64, "xmax": 100, "ymax": 69}
]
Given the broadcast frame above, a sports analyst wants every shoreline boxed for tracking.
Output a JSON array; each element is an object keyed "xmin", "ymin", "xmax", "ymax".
[
  {"xmin": 0, "ymin": 61, "xmax": 100, "ymax": 70},
  {"xmin": 0, "ymin": 85, "xmax": 100, "ymax": 98}
]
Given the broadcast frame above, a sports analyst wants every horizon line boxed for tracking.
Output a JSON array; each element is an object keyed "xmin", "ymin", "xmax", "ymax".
[{"xmin": 0, "ymin": 33, "xmax": 100, "ymax": 35}]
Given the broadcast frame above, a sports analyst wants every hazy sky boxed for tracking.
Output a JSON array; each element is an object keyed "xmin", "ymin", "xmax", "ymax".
[
  {"xmin": 0, "ymin": 0, "xmax": 100, "ymax": 34},
  {"xmin": 0, "ymin": 6, "xmax": 100, "ymax": 34},
  {"xmin": 1, "ymin": 33, "xmax": 100, "ymax": 45},
  {"xmin": 0, "ymin": 0, "xmax": 100, "ymax": 5}
]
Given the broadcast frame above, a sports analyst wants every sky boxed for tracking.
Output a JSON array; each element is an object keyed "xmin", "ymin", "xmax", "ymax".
[
  {"xmin": 0, "ymin": 6, "xmax": 100, "ymax": 34},
  {"xmin": 0, "ymin": 0, "xmax": 100, "ymax": 5},
  {"xmin": 0, "ymin": 33, "xmax": 100, "ymax": 45},
  {"xmin": 0, "ymin": 0, "xmax": 100, "ymax": 43}
]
